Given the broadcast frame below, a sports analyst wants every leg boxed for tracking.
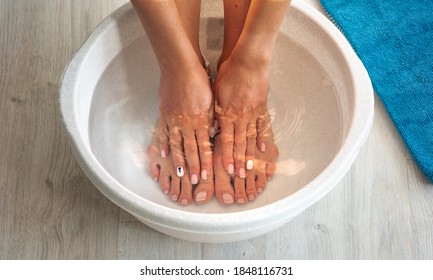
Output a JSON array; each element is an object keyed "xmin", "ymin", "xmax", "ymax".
[
  {"xmin": 218, "ymin": 0, "xmax": 251, "ymax": 68},
  {"xmin": 132, "ymin": 0, "xmax": 214, "ymax": 204},
  {"xmin": 214, "ymin": 0, "xmax": 290, "ymax": 176}
]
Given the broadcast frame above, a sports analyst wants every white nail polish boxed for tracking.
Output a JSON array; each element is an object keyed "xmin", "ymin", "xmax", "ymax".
[
  {"xmin": 191, "ymin": 174, "xmax": 198, "ymax": 184},
  {"xmin": 201, "ymin": 169, "xmax": 208, "ymax": 180},
  {"xmin": 260, "ymin": 143, "xmax": 266, "ymax": 152},
  {"xmin": 160, "ymin": 150, "xmax": 166, "ymax": 158},
  {"xmin": 195, "ymin": 191, "xmax": 207, "ymax": 202},
  {"xmin": 176, "ymin": 166, "xmax": 184, "ymax": 177},
  {"xmin": 228, "ymin": 164, "xmax": 234, "ymax": 175},
  {"xmin": 223, "ymin": 193, "xmax": 234, "ymax": 204},
  {"xmin": 239, "ymin": 167, "xmax": 246, "ymax": 178},
  {"xmin": 246, "ymin": 160, "xmax": 253, "ymax": 170}
]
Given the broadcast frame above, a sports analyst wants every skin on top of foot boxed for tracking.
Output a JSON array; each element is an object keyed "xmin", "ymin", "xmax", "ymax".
[
  {"xmin": 147, "ymin": 120, "xmax": 214, "ymax": 205},
  {"xmin": 214, "ymin": 111, "xmax": 279, "ymax": 205},
  {"xmin": 131, "ymin": 0, "xmax": 214, "ymax": 189},
  {"xmin": 132, "ymin": 0, "xmax": 291, "ymax": 205}
]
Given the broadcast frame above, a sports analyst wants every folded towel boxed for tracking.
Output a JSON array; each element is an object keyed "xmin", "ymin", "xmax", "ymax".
[{"xmin": 320, "ymin": 0, "xmax": 433, "ymax": 183}]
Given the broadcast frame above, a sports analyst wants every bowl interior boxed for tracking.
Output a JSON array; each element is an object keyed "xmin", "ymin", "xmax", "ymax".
[{"xmin": 87, "ymin": 6, "xmax": 347, "ymax": 214}]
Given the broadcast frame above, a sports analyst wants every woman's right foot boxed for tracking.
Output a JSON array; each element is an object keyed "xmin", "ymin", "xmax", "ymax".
[{"xmin": 214, "ymin": 112, "xmax": 279, "ymax": 204}]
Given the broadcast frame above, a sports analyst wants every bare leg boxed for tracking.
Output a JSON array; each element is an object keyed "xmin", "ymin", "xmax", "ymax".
[
  {"xmin": 213, "ymin": 0, "xmax": 288, "ymax": 204},
  {"xmin": 132, "ymin": 0, "xmax": 214, "ymax": 204},
  {"xmin": 218, "ymin": 0, "xmax": 251, "ymax": 68},
  {"xmin": 214, "ymin": 0, "xmax": 290, "ymax": 178}
]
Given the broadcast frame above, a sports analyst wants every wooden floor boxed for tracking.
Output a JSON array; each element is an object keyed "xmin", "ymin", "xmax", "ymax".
[{"xmin": 1, "ymin": 0, "xmax": 432, "ymax": 259}]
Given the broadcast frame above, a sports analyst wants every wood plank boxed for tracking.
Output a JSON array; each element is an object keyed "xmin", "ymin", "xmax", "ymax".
[
  {"xmin": 407, "ymin": 159, "xmax": 433, "ymax": 259},
  {"xmin": 118, "ymin": 222, "xmax": 202, "ymax": 259},
  {"xmin": 0, "ymin": 0, "xmax": 128, "ymax": 259}
]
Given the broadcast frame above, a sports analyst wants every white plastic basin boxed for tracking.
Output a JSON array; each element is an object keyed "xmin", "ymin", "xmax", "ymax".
[{"xmin": 60, "ymin": 0, "xmax": 373, "ymax": 243}]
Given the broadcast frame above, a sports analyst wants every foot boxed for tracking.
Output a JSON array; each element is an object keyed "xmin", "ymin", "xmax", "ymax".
[
  {"xmin": 158, "ymin": 59, "xmax": 214, "ymax": 188},
  {"xmin": 213, "ymin": 54, "xmax": 270, "ymax": 179},
  {"xmin": 214, "ymin": 112, "xmax": 278, "ymax": 205},
  {"xmin": 147, "ymin": 120, "xmax": 214, "ymax": 205}
]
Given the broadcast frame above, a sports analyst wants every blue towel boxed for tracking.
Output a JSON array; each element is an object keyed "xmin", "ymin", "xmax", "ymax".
[{"xmin": 320, "ymin": 0, "xmax": 433, "ymax": 183}]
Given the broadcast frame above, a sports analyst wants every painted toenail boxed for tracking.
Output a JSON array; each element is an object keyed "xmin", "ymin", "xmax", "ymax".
[
  {"xmin": 248, "ymin": 194, "xmax": 255, "ymax": 201},
  {"xmin": 201, "ymin": 169, "xmax": 208, "ymax": 180},
  {"xmin": 195, "ymin": 191, "xmax": 207, "ymax": 202},
  {"xmin": 239, "ymin": 167, "xmax": 246, "ymax": 178},
  {"xmin": 191, "ymin": 174, "xmax": 198, "ymax": 184},
  {"xmin": 171, "ymin": 195, "xmax": 178, "ymax": 201},
  {"xmin": 161, "ymin": 149, "xmax": 166, "ymax": 158},
  {"xmin": 257, "ymin": 188, "xmax": 263, "ymax": 193},
  {"xmin": 228, "ymin": 164, "xmax": 234, "ymax": 175},
  {"xmin": 209, "ymin": 127, "xmax": 216, "ymax": 138},
  {"xmin": 176, "ymin": 166, "xmax": 184, "ymax": 177},
  {"xmin": 246, "ymin": 160, "xmax": 253, "ymax": 170},
  {"xmin": 260, "ymin": 143, "xmax": 266, "ymax": 152},
  {"xmin": 237, "ymin": 198, "xmax": 245, "ymax": 204},
  {"xmin": 180, "ymin": 198, "xmax": 188, "ymax": 205},
  {"xmin": 223, "ymin": 193, "xmax": 234, "ymax": 204}
]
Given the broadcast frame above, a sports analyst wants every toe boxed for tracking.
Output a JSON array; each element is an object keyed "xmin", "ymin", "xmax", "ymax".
[
  {"xmin": 194, "ymin": 168, "xmax": 214, "ymax": 204},
  {"xmin": 245, "ymin": 174, "xmax": 257, "ymax": 201},
  {"xmin": 245, "ymin": 122, "xmax": 257, "ymax": 171},
  {"xmin": 158, "ymin": 120, "xmax": 170, "ymax": 158},
  {"xmin": 178, "ymin": 174, "xmax": 193, "ymax": 205},
  {"xmin": 220, "ymin": 119, "xmax": 235, "ymax": 175},
  {"xmin": 256, "ymin": 172, "xmax": 267, "ymax": 194},
  {"xmin": 234, "ymin": 177, "xmax": 248, "ymax": 204},
  {"xmin": 149, "ymin": 162, "xmax": 160, "ymax": 183},
  {"xmin": 169, "ymin": 176, "xmax": 181, "ymax": 202},
  {"xmin": 182, "ymin": 128, "xmax": 200, "ymax": 184},
  {"xmin": 169, "ymin": 128, "xmax": 187, "ymax": 178},
  {"xmin": 196, "ymin": 126, "xmax": 213, "ymax": 182},
  {"xmin": 159, "ymin": 173, "xmax": 170, "ymax": 195},
  {"xmin": 234, "ymin": 122, "xmax": 247, "ymax": 178},
  {"xmin": 214, "ymin": 136, "xmax": 234, "ymax": 205}
]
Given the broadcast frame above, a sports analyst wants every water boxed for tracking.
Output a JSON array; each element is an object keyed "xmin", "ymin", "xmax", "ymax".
[{"xmin": 88, "ymin": 31, "xmax": 342, "ymax": 213}]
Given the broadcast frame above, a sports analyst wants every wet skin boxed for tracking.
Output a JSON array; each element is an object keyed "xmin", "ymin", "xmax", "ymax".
[
  {"xmin": 147, "ymin": 112, "xmax": 278, "ymax": 205},
  {"xmin": 213, "ymin": 111, "xmax": 279, "ymax": 204},
  {"xmin": 147, "ymin": 120, "xmax": 214, "ymax": 205}
]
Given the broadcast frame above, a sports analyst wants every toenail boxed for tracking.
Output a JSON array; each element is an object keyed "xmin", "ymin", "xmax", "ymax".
[
  {"xmin": 246, "ymin": 160, "xmax": 254, "ymax": 170},
  {"xmin": 180, "ymin": 198, "xmax": 188, "ymax": 205},
  {"xmin": 164, "ymin": 189, "xmax": 169, "ymax": 195},
  {"xmin": 223, "ymin": 193, "xmax": 234, "ymax": 204},
  {"xmin": 191, "ymin": 174, "xmax": 198, "ymax": 184},
  {"xmin": 248, "ymin": 194, "xmax": 255, "ymax": 201},
  {"xmin": 195, "ymin": 191, "xmax": 207, "ymax": 202},
  {"xmin": 257, "ymin": 188, "xmax": 263, "ymax": 193},
  {"xmin": 153, "ymin": 177, "xmax": 158, "ymax": 182},
  {"xmin": 228, "ymin": 164, "xmax": 234, "ymax": 175},
  {"xmin": 201, "ymin": 169, "xmax": 208, "ymax": 180},
  {"xmin": 239, "ymin": 167, "xmax": 246, "ymax": 178},
  {"xmin": 161, "ymin": 149, "xmax": 166, "ymax": 158},
  {"xmin": 176, "ymin": 166, "xmax": 184, "ymax": 177},
  {"xmin": 260, "ymin": 143, "xmax": 266, "ymax": 152},
  {"xmin": 209, "ymin": 127, "xmax": 216, "ymax": 138},
  {"xmin": 171, "ymin": 195, "xmax": 178, "ymax": 201},
  {"xmin": 237, "ymin": 198, "xmax": 245, "ymax": 204}
]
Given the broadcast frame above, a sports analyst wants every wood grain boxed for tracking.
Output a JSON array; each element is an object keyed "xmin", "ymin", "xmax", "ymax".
[{"xmin": 1, "ymin": 0, "xmax": 432, "ymax": 259}]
